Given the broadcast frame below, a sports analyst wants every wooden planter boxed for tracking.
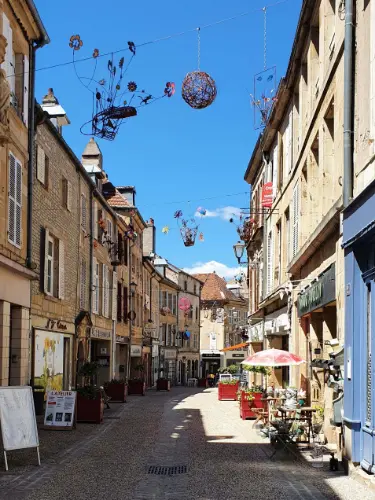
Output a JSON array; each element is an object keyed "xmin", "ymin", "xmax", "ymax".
[
  {"xmin": 218, "ymin": 382, "xmax": 239, "ymax": 401},
  {"xmin": 77, "ymin": 393, "xmax": 104, "ymax": 424},
  {"xmin": 105, "ymin": 382, "xmax": 128, "ymax": 402},
  {"xmin": 239, "ymin": 391, "xmax": 266, "ymax": 420},
  {"xmin": 157, "ymin": 379, "xmax": 170, "ymax": 391},
  {"xmin": 198, "ymin": 378, "xmax": 208, "ymax": 388},
  {"xmin": 128, "ymin": 380, "xmax": 146, "ymax": 396}
]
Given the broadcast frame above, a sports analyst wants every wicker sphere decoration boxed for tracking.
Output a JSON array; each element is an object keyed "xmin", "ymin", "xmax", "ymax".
[{"xmin": 181, "ymin": 71, "xmax": 217, "ymax": 109}]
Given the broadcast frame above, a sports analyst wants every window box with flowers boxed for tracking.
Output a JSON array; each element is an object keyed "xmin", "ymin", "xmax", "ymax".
[{"xmin": 238, "ymin": 387, "xmax": 266, "ymax": 420}]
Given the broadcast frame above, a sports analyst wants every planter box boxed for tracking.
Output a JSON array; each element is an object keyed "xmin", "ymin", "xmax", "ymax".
[
  {"xmin": 77, "ymin": 393, "xmax": 104, "ymax": 424},
  {"xmin": 105, "ymin": 382, "xmax": 128, "ymax": 402},
  {"xmin": 128, "ymin": 380, "xmax": 146, "ymax": 396},
  {"xmin": 239, "ymin": 391, "xmax": 266, "ymax": 420},
  {"xmin": 218, "ymin": 382, "xmax": 239, "ymax": 401},
  {"xmin": 157, "ymin": 379, "xmax": 170, "ymax": 391},
  {"xmin": 198, "ymin": 378, "xmax": 208, "ymax": 388}
]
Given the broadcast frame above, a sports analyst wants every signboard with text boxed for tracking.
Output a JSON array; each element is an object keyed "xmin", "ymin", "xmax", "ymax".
[
  {"xmin": 44, "ymin": 391, "xmax": 76, "ymax": 429},
  {"xmin": 261, "ymin": 182, "xmax": 273, "ymax": 208}
]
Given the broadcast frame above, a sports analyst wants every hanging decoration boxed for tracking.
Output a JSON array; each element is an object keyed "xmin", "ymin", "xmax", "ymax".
[
  {"xmin": 250, "ymin": 8, "xmax": 277, "ymax": 129},
  {"xmin": 174, "ymin": 210, "xmax": 199, "ymax": 247},
  {"xmin": 198, "ymin": 232, "xmax": 204, "ymax": 242},
  {"xmin": 182, "ymin": 28, "xmax": 217, "ymax": 109},
  {"xmin": 69, "ymin": 36, "xmax": 175, "ymax": 140},
  {"xmin": 162, "ymin": 226, "xmax": 170, "ymax": 234},
  {"xmin": 196, "ymin": 206, "xmax": 207, "ymax": 216},
  {"xmin": 178, "ymin": 297, "xmax": 191, "ymax": 312},
  {"xmin": 230, "ymin": 213, "xmax": 256, "ymax": 242}
]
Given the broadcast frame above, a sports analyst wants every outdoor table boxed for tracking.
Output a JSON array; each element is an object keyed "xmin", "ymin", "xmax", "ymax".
[
  {"xmin": 261, "ymin": 397, "xmax": 284, "ymax": 425},
  {"xmin": 277, "ymin": 406, "xmax": 316, "ymax": 444}
]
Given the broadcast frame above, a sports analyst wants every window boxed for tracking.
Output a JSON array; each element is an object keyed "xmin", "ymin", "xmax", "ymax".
[
  {"xmin": 193, "ymin": 284, "xmax": 197, "ymax": 295},
  {"xmin": 196, "ymin": 306, "xmax": 199, "ymax": 321},
  {"xmin": 80, "ymin": 259, "xmax": 87, "ymax": 309},
  {"xmin": 102, "ymin": 264, "xmax": 109, "ymax": 317},
  {"xmin": 123, "ymin": 235, "xmax": 128, "ymax": 265},
  {"xmin": 43, "ymin": 229, "xmax": 64, "ymax": 299},
  {"xmin": 292, "ymin": 181, "xmax": 300, "ymax": 259},
  {"xmin": 92, "ymin": 258, "xmax": 99, "ymax": 314},
  {"xmin": 123, "ymin": 286, "xmax": 128, "ymax": 322},
  {"xmin": 81, "ymin": 194, "xmax": 87, "ymax": 231},
  {"xmin": 8, "ymin": 152, "xmax": 22, "ymax": 248},
  {"xmin": 168, "ymin": 293, "xmax": 173, "ymax": 312},
  {"xmin": 36, "ymin": 146, "xmax": 49, "ymax": 189},
  {"xmin": 228, "ymin": 309, "xmax": 233, "ymax": 324},
  {"xmin": 172, "ymin": 294, "xmax": 177, "ymax": 315},
  {"xmin": 184, "ymin": 280, "xmax": 188, "ymax": 291},
  {"xmin": 107, "ymin": 218, "xmax": 113, "ymax": 243},
  {"xmin": 272, "ymin": 142, "xmax": 278, "ymax": 198},
  {"xmin": 62, "ymin": 178, "xmax": 72, "ymax": 211},
  {"xmin": 118, "ymin": 232, "xmax": 123, "ymax": 263}
]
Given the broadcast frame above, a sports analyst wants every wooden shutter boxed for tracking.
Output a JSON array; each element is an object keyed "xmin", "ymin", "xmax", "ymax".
[
  {"xmin": 292, "ymin": 182, "xmax": 300, "ymax": 258},
  {"xmin": 44, "ymin": 228, "xmax": 50, "ymax": 293},
  {"xmin": 267, "ymin": 231, "xmax": 273, "ymax": 295},
  {"xmin": 92, "ymin": 257, "xmax": 98, "ymax": 314},
  {"xmin": 8, "ymin": 153, "xmax": 21, "ymax": 247},
  {"xmin": 58, "ymin": 240, "xmax": 65, "ymax": 299},
  {"xmin": 107, "ymin": 218, "xmax": 113, "ymax": 242},
  {"xmin": 112, "ymin": 271, "xmax": 117, "ymax": 320},
  {"xmin": 93, "ymin": 200, "xmax": 98, "ymax": 240},
  {"xmin": 123, "ymin": 286, "xmax": 128, "ymax": 322},
  {"xmin": 67, "ymin": 181, "xmax": 72, "ymax": 211},
  {"xmin": 103, "ymin": 264, "xmax": 109, "ymax": 317},
  {"xmin": 23, "ymin": 55, "xmax": 29, "ymax": 126},
  {"xmin": 37, "ymin": 145, "xmax": 45, "ymax": 184}
]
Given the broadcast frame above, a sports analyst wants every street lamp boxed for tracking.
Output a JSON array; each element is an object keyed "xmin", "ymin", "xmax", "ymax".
[
  {"xmin": 130, "ymin": 281, "xmax": 137, "ymax": 296},
  {"xmin": 233, "ymin": 241, "xmax": 246, "ymax": 264}
]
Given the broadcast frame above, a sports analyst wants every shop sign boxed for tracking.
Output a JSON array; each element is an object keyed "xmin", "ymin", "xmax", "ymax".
[
  {"xmin": 297, "ymin": 264, "xmax": 336, "ymax": 317},
  {"xmin": 44, "ymin": 391, "xmax": 76, "ymax": 429},
  {"xmin": 231, "ymin": 353, "xmax": 245, "ymax": 358},
  {"xmin": 261, "ymin": 182, "xmax": 273, "ymax": 208},
  {"xmin": 202, "ymin": 353, "xmax": 220, "ymax": 358},
  {"xmin": 130, "ymin": 345, "xmax": 142, "ymax": 357},
  {"xmin": 46, "ymin": 319, "xmax": 68, "ymax": 331},
  {"xmin": 164, "ymin": 349, "xmax": 176, "ymax": 360},
  {"xmin": 116, "ymin": 335, "xmax": 128, "ymax": 344},
  {"xmin": 91, "ymin": 328, "xmax": 111, "ymax": 340}
]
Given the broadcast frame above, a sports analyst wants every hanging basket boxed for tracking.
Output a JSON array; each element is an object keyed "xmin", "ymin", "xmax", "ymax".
[
  {"xmin": 181, "ymin": 71, "xmax": 217, "ymax": 109},
  {"xmin": 180, "ymin": 225, "xmax": 198, "ymax": 247}
]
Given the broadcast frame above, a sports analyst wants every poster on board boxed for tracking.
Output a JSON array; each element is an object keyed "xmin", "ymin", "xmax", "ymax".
[
  {"xmin": 34, "ymin": 330, "xmax": 65, "ymax": 393},
  {"xmin": 0, "ymin": 386, "xmax": 40, "ymax": 470},
  {"xmin": 44, "ymin": 391, "xmax": 76, "ymax": 429}
]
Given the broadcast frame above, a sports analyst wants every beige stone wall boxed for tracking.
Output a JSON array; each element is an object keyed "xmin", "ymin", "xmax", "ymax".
[{"xmin": 178, "ymin": 273, "xmax": 200, "ymax": 358}]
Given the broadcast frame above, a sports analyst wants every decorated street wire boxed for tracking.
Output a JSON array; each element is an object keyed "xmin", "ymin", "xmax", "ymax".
[{"xmin": 69, "ymin": 35, "xmax": 175, "ymax": 140}]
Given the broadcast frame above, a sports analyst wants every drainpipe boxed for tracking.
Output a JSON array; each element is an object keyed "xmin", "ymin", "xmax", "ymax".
[{"xmin": 343, "ymin": 0, "xmax": 354, "ymax": 208}]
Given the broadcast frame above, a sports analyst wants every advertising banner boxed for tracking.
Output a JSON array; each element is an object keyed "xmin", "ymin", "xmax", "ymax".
[
  {"xmin": 44, "ymin": 391, "xmax": 76, "ymax": 429},
  {"xmin": 261, "ymin": 182, "xmax": 273, "ymax": 208},
  {"xmin": 34, "ymin": 330, "xmax": 65, "ymax": 393}
]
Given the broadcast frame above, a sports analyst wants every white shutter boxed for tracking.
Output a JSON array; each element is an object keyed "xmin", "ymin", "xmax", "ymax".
[
  {"xmin": 44, "ymin": 228, "xmax": 50, "ymax": 293},
  {"xmin": 289, "ymin": 109, "xmax": 293, "ymax": 172},
  {"xmin": 23, "ymin": 55, "xmax": 29, "ymax": 126},
  {"xmin": 267, "ymin": 231, "xmax": 273, "ymax": 295},
  {"xmin": 2, "ymin": 14, "xmax": 14, "ymax": 95},
  {"xmin": 272, "ymin": 143, "xmax": 278, "ymax": 198},
  {"xmin": 67, "ymin": 181, "xmax": 72, "ymax": 211},
  {"xmin": 92, "ymin": 256, "xmax": 98, "ymax": 314},
  {"xmin": 15, "ymin": 158, "xmax": 22, "ymax": 248},
  {"xmin": 107, "ymin": 219, "xmax": 113, "ymax": 242},
  {"xmin": 292, "ymin": 182, "xmax": 300, "ymax": 258},
  {"xmin": 105, "ymin": 267, "xmax": 110, "ymax": 317},
  {"xmin": 37, "ymin": 145, "xmax": 45, "ymax": 184},
  {"xmin": 7, "ymin": 152, "xmax": 16, "ymax": 244},
  {"xmin": 93, "ymin": 200, "xmax": 98, "ymax": 240},
  {"xmin": 102, "ymin": 264, "xmax": 108, "ymax": 316},
  {"xmin": 58, "ymin": 240, "xmax": 65, "ymax": 299},
  {"xmin": 112, "ymin": 271, "xmax": 117, "ymax": 320}
]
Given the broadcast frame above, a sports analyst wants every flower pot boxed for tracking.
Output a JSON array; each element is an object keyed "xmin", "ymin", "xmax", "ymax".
[
  {"xmin": 77, "ymin": 392, "xmax": 104, "ymax": 424},
  {"xmin": 128, "ymin": 380, "xmax": 146, "ymax": 396},
  {"xmin": 157, "ymin": 379, "xmax": 170, "ymax": 391},
  {"xmin": 218, "ymin": 382, "xmax": 239, "ymax": 401},
  {"xmin": 198, "ymin": 378, "xmax": 208, "ymax": 388},
  {"xmin": 239, "ymin": 391, "xmax": 266, "ymax": 420},
  {"xmin": 105, "ymin": 382, "xmax": 128, "ymax": 402}
]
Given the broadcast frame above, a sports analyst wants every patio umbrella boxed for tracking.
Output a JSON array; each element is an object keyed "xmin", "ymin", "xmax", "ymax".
[{"xmin": 241, "ymin": 348, "xmax": 305, "ymax": 367}]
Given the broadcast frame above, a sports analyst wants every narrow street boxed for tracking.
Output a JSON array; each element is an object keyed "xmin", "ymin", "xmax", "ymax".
[{"xmin": 0, "ymin": 388, "xmax": 372, "ymax": 500}]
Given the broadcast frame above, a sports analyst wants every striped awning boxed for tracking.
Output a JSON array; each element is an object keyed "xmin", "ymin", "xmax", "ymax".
[{"xmin": 220, "ymin": 342, "xmax": 249, "ymax": 352}]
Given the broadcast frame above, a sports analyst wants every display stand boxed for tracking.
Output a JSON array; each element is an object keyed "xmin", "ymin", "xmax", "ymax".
[{"xmin": 42, "ymin": 391, "xmax": 77, "ymax": 431}]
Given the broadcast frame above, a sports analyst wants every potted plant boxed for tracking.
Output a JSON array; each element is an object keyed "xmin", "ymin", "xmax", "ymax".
[
  {"xmin": 76, "ymin": 362, "xmax": 104, "ymax": 424},
  {"xmin": 104, "ymin": 378, "xmax": 128, "ymax": 402},
  {"xmin": 128, "ymin": 363, "xmax": 146, "ymax": 396},
  {"xmin": 218, "ymin": 379, "xmax": 239, "ymax": 401},
  {"xmin": 238, "ymin": 386, "xmax": 266, "ymax": 420},
  {"xmin": 156, "ymin": 377, "xmax": 171, "ymax": 391}
]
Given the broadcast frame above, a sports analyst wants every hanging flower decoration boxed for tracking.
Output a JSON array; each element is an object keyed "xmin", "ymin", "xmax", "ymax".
[
  {"xmin": 199, "ymin": 232, "xmax": 204, "ymax": 242},
  {"xmin": 196, "ymin": 206, "xmax": 207, "ymax": 216},
  {"xmin": 128, "ymin": 81, "xmax": 137, "ymax": 92},
  {"xmin": 164, "ymin": 82, "xmax": 176, "ymax": 98},
  {"xmin": 174, "ymin": 210, "xmax": 183, "ymax": 219},
  {"xmin": 162, "ymin": 226, "xmax": 169, "ymax": 234},
  {"xmin": 69, "ymin": 34, "xmax": 83, "ymax": 51},
  {"xmin": 93, "ymin": 48, "xmax": 99, "ymax": 58},
  {"xmin": 178, "ymin": 297, "xmax": 191, "ymax": 312},
  {"xmin": 179, "ymin": 218, "xmax": 198, "ymax": 247}
]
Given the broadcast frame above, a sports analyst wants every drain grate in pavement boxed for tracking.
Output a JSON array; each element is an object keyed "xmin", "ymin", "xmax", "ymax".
[
  {"xmin": 147, "ymin": 465, "xmax": 187, "ymax": 476},
  {"xmin": 105, "ymin": 416, "xmax": 121, "ymax": 420}
]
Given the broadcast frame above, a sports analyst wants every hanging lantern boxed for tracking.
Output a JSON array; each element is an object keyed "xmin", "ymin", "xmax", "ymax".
[{"xmin": 182, "ymin": 71, "xmax": 217, "ymax": 109}]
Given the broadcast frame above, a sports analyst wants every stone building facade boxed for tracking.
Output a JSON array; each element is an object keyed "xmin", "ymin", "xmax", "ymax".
[
  {"xmin": 0, "ymin": 1, "xmax": 48, "ymax": 386},
  {"xmin": 244, "ymin": 0, "xmax": 345, "ymax": 446}
]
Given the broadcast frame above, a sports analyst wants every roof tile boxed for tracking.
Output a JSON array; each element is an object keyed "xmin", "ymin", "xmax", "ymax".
[{"xmin": 192, "ymin": 272, "xmax": 244, "ymax": 302}]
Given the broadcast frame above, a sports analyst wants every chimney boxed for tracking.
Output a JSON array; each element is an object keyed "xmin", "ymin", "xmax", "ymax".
[
  {"xmin": 41, "ymin": 88, "xmax": 70, "ymax": 133},
  {"xmin": 117, "ymin": 186, "xmax": 136, "ymax": 206},
  {"xmin": 143, "ymin": 218, "xmax": 156, "ymax": 257}
]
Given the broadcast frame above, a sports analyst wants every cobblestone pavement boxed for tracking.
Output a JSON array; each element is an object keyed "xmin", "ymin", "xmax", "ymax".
[{"xmin": 0, "ymin": 387, "xmax": 374, "ymax": 500}]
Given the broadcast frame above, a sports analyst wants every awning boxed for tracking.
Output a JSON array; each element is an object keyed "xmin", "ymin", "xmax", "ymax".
[{"xmin": 220, "ymin": 342, "xmax": 249, "ymax": 352}]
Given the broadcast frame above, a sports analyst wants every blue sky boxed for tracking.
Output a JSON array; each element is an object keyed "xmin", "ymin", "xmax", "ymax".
[{"xmin": 35, "ymin": 0, "xmax": 301, "ymax": 278}]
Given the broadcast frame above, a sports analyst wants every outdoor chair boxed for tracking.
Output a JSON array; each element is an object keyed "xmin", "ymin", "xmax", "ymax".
[{"xmin": 269, "ymin": 409, "xmax": 307, "ymax": 459}]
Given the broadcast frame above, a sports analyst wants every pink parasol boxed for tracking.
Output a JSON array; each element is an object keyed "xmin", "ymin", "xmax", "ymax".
[{"xmin": 241, "ymin": 348, "xmax": 305, "ymax": 367}]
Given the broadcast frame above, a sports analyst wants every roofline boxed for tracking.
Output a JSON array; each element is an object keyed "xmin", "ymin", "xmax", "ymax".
[{"xmin": 25, "ymin": 0, "xmax": 50, "ymax": 46}]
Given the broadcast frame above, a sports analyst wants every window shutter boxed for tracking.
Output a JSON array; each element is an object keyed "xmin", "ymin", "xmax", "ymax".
[
  {"xmin": 112, "ymin": 271, "xmax": 117, "ymax": 320},
  {"xmin": 123, "ymin": 286, "xmax": 128, "ymax": 322},
  {"xmin": 101, "ymin": 215, "xmax": 106, "ymax": 244},
  {"xmin": 67, "ymin": 181, "xmax": 72, "ymax": 211},
  {"xmin": 267, "ymin": 231, "xmax": 273, "ymax": 295},
  {"xmin": 93, "ymin": 200, "xmax": 98, "ymax": 240},
  {"xmin": 292, "ymin": 182, "xmax": 300, "ymax": 258},
  {"xmin": 23, "ymin": 55, "xmax": 29, "ymax": 126},
  {"xmin": 2, "ymin": 14, "xmax": 14, "ymax": 95},
  {"xmin": 272, "ymin": 143, "xmax": 278, "ymax": 198},
  {"xmin": 14, "ymin": 156, "xmax": 21, "ymax": 247},
  {"xmin": 289, "ymin": 110, "xmax": 293, "ymax": 172},
  {"xmin": 107, "ymin": 219, "xmax": 113, "ymax": 242},
  {"xmin": 92, "ymin": 256, "xmax": 98, "ymax": 314},
  {"xmin": 117, "ymin": 284, "xmax": 122, "ymax": 322},
  {"xmin": 103, "ymin": 264, "xmax": 109, "ymax": 317},
  {"xmin": 8, "ymin": 152, "xmax": 16, "ymax": 244},
  {"xmin": 58, "ymin": 239, "xmax": 65, "ymax": 299},
  {"xmin": 44, "ymin": 228, "xmax": 50, "ymax": 293},
  {"xmin": 37, "ymin": 145, "xmax": 45, "ymax": 184}
]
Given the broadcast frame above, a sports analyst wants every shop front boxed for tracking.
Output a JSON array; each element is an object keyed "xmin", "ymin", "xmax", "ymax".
[
  {"xmin": 343, "ymin": 181, "xmax": 375, "ymax": 471},
  {"xmin": 33, "ymin": 322, "xmax": 74, "ymax": 393},
  {"xmin": 160, "ymin": 347, "xmax": 177, "ymax": 384},
  {"xmin": 90, "ymin": 328, "xmax": 112, "ymax": 385},
  {"xmin": 200, "ymin": 350, "xmax": 222, "ymax": 377},
  {"xmin": 115, "ymin": 335, "xmax": 129, "ymax": 380}
]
